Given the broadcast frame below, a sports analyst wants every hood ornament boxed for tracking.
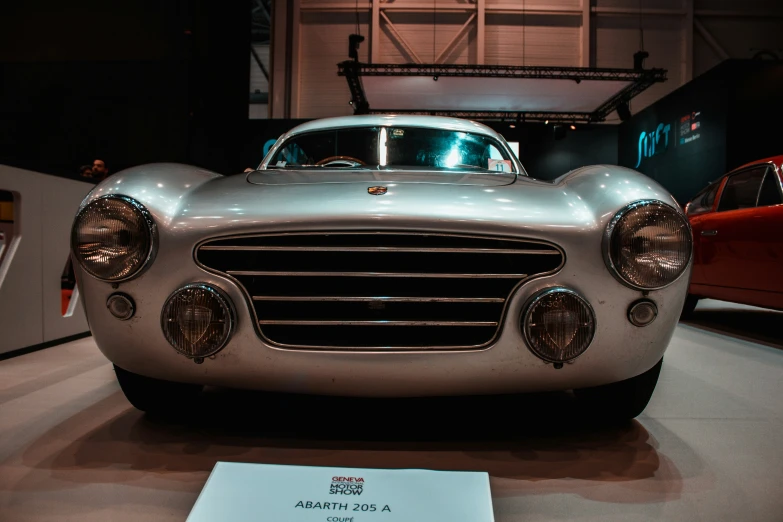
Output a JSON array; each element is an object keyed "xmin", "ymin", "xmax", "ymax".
[{"xmin": 368, "ymin": 186, "xmax": 388, "ymax": 196}]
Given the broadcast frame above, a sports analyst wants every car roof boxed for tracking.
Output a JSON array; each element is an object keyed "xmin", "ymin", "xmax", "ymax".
[
  {"xmin": 729, "ymin": 155, "xmax": 783, "ymax": 174},
  {"xmin": 282, "ymin": 115, "xmax": 503, "ymax": 140}
]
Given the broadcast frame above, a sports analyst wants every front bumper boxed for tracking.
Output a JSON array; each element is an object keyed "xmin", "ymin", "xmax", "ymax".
[{"xmin": 79, "ymin": 248, "xmax": 688, "ymax": 397}]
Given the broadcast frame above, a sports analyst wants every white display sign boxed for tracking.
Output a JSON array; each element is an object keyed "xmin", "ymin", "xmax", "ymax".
[{"xmin": 187, "ymin": 462, "xmax": 494, "ymax": 522}]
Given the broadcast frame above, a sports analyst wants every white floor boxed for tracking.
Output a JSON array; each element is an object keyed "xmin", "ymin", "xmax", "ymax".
[{"xmin": 0, "ymin": 300, "xmax": 781, "ymax": 521}]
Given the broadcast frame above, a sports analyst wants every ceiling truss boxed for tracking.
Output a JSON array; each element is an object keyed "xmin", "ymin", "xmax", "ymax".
[{"xmin": 338, "ymin": 62, "xmax": 667, "ymax": 123}]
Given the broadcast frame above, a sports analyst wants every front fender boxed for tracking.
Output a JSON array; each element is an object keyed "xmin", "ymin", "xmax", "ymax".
[{"xmin": 77, "ymin": 163, "xmax": 223, "ymax": 227}]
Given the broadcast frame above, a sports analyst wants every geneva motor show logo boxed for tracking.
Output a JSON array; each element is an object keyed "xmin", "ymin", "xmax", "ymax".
[{"xmin": 330, "ymin": 476, "xmax": 365, "ymax": 496}]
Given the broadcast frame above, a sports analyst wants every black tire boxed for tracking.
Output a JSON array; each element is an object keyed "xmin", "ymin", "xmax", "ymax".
[
  {"xmin": 114, "ymin": 365, "xmax": 203, "ymax": 414},
  {"xmin": 680, "ymin": 294, "xmax": 700, "ymax": 319},
  {"xmin": 574, "ymin": 358, "xmax": 663, "ymax": 422}
]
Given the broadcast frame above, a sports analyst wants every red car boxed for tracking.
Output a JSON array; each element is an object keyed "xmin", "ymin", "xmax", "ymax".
[{"xmin": 682, "ymin": 155, "xmax": 783, "ymax": 316}]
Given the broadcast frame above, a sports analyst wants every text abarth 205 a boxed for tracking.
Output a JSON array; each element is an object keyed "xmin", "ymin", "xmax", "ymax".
[{"xmin": 71, "ymin": 115, "xmax": 692, "ymax": 420}]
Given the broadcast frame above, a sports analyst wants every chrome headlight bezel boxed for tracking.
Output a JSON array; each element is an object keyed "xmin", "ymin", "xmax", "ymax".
[
  {"xmin": 602, "ymin": 199, "xmax": 692, "ymax": 291},
  {"xmin": 71, "ymin": 195, "xmax": 158, "ymax": 283},
  {"xmin": 160, "ymin": 283, "xmax": 236, "ymax": 359}
]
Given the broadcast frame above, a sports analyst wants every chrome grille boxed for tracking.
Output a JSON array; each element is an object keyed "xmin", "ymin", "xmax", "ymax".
[{"xmin": 196, "ymin": 232, "xmax": 564, "ymax": 350}]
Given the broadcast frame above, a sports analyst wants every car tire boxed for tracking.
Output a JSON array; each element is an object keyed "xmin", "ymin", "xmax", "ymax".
[
  {"xmin": 574, "ymin": 357, "xmax": 663, "ymax": 422},
  {"xmin": 680, "ymin": 294, "xmax": 700, "ymax": 319},
  {"xmin": 114, "ymin": 365, "xmax": 203, "ymax": 414}
]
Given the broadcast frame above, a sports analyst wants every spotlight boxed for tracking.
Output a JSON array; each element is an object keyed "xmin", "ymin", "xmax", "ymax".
[
  {"xmin": 348, "ymin": 34, "xmax": 365, "ymax": 61},
  {"xmin": 617, "ymin": 101, "xmax": 632, "ymax": 122},
  {"xmin": 433, "ymin": 75, "xmax": 439, "ymax": 81},
  {"xmin": 544, "ymin": 120, "xmax": 549, "ymax": 125},
  {"xmin": 570, "ymin": 124, "xmax": 576, "ymax": 131},
  {"xmin": 509, "ymin": 124, "xmax": 516, "ymax": 128},
  {"xmin": 633, "ymin": 50, "xmax": 649, "ymax": 70}
]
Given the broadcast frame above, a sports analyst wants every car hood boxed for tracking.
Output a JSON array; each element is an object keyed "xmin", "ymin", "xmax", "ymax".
[
  {"xmin": 246, "ymin": 168, "xmax": 516, "ymax": 187},
  {"xmin": 86, "ymin": 163, "xmax": 678, "ymax": 249}
]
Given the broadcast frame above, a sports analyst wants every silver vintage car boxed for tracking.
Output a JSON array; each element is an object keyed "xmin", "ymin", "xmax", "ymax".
[{"xmin": 71, "ymin": 115, "xmax": 692, "ymax": 420}]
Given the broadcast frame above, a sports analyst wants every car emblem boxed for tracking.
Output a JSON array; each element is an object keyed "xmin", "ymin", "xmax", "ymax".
[{"xmin": 368, "ymin": 186, "xmax": 388, "ymax": 195}]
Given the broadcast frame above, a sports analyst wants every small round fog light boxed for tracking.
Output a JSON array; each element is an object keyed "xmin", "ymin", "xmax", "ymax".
[
  {"xmin": 628, "ymin": 299, "xmax": 658, "ymax": 327},
  {"xmin": 161, "ymin": 283, "xmax": 234, "ymax": 358},
  {"xmin": 522, "ymin": 287, "xmax": 596, "ymax": 363},
  {"xmin": 107, "ymin": 293, "xmax": 135, "ymax": 320}
]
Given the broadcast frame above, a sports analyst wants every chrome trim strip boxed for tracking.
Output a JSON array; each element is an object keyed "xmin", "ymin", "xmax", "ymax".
[
  {"xmin": 252, "ymin": 296, "xmax": 505, "ymax": 303},
  {"xmin": 228, "ymin": 270, "xmax": 527, "ymax": 279},
  {"xmin": 202, "ymin": 245, "xmax": 560, "ymax": 254},
  {"xmin": 258, "ymin": 320, "xmax": 498, "ymax": 326},
  {"xmin": 194, "ymin": 230, "xmax": 566, "ymax": 352}
]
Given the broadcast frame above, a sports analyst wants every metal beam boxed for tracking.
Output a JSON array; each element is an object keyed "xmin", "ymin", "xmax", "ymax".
[
  {"xmin": 366, "ymin": 109, "xmax": 595, "ymax": 123},
  {"xmin": 342, "ymin": 61, "xmax": 370, "ymax": 114},
  {"xmin": 476, "ymin": 0, "xmax": 485, "ymax": 65},
  {"xmin": 250, "ymin": 45, "xmax": 269, "ymax": 81},
  {"xmin": 338, "ymin": 62, "xmax": 667, "ymax": 123},
  {"xmin": 338, "ymin": 62, "xmax": 667, "ymax": 82},
  {"xmin": 270, "ymin": 0, "xmax": 288, "ymax": 118},
  {"xmin": 593, "ymin": 7, "xmax": 686, "ymax": 16},
  {"xmin": 486, "ymin": 4, "xmax": 580, "ymax": 15},
  {"xmin": 434, "ymin": 13, "xmax": 476, "ymax": 64},
  {"xmin": 682, "ymin": 0, "xmax": 693, "ymax": 84},
  {"xmin": 300, "ymin": 2, "xmax": 582, "ymax": 15},
  {"xmin": 693, "ymin": 17, "xmax": 730, "ymax": 60},
  {"xmin": 371, "ymin": 0, "xmax": 380, "ymax": 63},
  {"xmin": 289, "ymin": 0, "xmax": 301, "ymax": 118},
  {"xmin": 581, "ymin": 0, "xmax": 591, "ymax": 67},
  {"xmin": 379, "ymin": 11, "xmax": 423, "ymax": 64}
]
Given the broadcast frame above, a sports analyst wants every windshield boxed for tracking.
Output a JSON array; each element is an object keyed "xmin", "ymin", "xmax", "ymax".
[{"xmin": 266, "ymin": 126, "xmax": 516, "ymax": 173}]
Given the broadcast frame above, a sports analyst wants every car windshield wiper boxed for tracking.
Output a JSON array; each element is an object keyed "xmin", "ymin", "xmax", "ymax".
[{"xmin": 451, "ymin": 164, "xmax": 499, "ymax": 172}]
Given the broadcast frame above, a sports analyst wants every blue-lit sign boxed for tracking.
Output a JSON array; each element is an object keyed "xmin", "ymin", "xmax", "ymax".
[{"xmin": 635, "ymin": 122, "xmax": 671, "ymax": 168}]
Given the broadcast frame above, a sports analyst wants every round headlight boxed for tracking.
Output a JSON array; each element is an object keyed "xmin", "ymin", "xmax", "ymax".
[
  {"xmin": 71, "ymin": 196, "xmax": 156, "ymax": 282},
  {"xmin": 604, "ymin": 200, "xmax": 692, "ymax": 290},
  {"xmin": 161, "ymin": 284, "xmax": 234, "ymax": 359},
  {"xmin": 522, "ymin": 287, "xmax": 596, "ymax": 363}
]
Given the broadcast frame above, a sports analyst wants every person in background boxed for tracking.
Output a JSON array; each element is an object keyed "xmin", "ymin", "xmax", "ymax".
[
  {"xmin": 92, "ymin": 159, "xmax": 109, "ymax": 181},
  {"xmin": 79, "ymin": 165, "xmax": 94, "ymax": 179}
]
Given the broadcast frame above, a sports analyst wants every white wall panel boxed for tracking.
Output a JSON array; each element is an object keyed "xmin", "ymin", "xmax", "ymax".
[
  {"xmin": 596, "ymin": 14, "xmax": 683, "ymax": 116},
  {"xmin": 381, "ymin": 12, "xmax": 474, "ymax": 64},
  {"xmin": 0, "ymin": 166, "xmax": 91, "ymax": 354},
  {"xmin": 486, "ymin": 14, "xmax": 580, "ymax": 66},
  {"xmin": 298, "ymin": 12, "xmax": 369, "ymax": 118},
  {"xmin": 486, "ymin": 0, "xmax": 580, "ymax": 6},
  {"xmin": 596, "ymin": 0, "xmax": 682, "ymax": 9}
]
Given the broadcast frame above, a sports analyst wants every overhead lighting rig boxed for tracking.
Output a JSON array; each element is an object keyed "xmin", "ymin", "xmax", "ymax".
[{"xmin": 338, "ymin": 62, "xmax": 666, "ymax": 124}]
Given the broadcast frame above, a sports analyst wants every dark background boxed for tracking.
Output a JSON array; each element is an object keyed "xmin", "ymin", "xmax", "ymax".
[
  {"xmin": 1, "ymin": 1, "xmax": 781, "ymax": 203},
  {"xmin": 0, "ymin": 0, "xmax": 248, "ymax": 179},
  {"xmin": 617, "ymin": 60, "xmax": 783, "ymax": 203}
]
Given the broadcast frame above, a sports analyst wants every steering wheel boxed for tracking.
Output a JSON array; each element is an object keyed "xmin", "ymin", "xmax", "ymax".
[{"xmin": 314, "ymin": 155, "xmax": 366, "ymax": 167}]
